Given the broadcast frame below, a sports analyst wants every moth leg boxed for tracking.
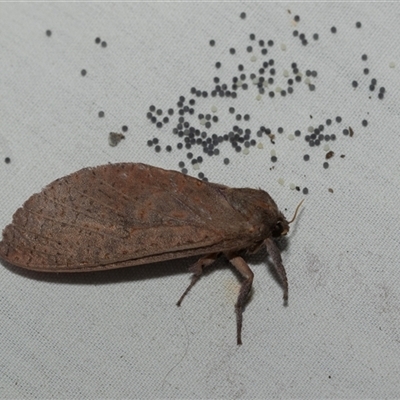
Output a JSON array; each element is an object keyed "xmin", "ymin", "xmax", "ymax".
[
  {"xmin": 176, "ymin": 253, "xmax": 219, "ymax": 306},
  {"xmin": 225, "ymin": 252, "xmax": 254, "ymax": 346},
  {"xmin": 265, "ymin": 238, "xmax": 288, "ymax": 302}
]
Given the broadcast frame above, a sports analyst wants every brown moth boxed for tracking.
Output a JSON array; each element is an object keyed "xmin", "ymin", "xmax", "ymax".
[{"xmin": 0, "ymin": 163, "xmax": 300, "ymax": 344}]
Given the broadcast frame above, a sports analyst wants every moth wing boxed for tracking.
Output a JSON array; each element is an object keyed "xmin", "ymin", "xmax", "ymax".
[{"xmin": 0, "ymin": 163, "xmax": 253, "ymax": 271}]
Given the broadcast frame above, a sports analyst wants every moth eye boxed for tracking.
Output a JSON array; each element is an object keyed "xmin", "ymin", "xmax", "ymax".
[{"xmin": 272, "ymin": 220, "xmax": 286, "ymax": 237}]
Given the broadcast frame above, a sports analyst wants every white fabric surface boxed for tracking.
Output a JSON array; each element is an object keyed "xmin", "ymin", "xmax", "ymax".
[{"xmin": 1, "ymin": 2, "xmax": 400, "ymax": 398}]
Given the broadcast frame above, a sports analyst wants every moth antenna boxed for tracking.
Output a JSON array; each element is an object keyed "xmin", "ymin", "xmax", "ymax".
[{"xmin": 288, "ymin": 199, "xmax": 304, "ymax": 224}]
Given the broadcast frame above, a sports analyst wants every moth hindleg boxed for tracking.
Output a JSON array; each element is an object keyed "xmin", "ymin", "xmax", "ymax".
[
  {"xmin": 265, "ymin": 238, "xmax": 288, "ymax": 302},
  {"xmin": 176, "ymin": 253, "xmax": 219, "ymax": 306},
  {"xmin": 225, "ymin": 252, "xmax": 254, "ymax": 345}
]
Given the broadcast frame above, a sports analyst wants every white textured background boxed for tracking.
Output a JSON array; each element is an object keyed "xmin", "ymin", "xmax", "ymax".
[{"xmin": 1, "ymin": 2, "xmax": 400, "ymax": 398}]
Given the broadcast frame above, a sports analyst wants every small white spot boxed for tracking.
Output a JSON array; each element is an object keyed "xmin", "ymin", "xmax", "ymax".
[
  {"xmin": 289, "ymin": 183, "xmax": 295, "ymax": 190},
  {"xmin": 257, "ymin": 142, "xmax": 264, "ymax": 149},
  {"xmin": 200, "ymin": 119, "xmax": 206, "ymax": 126},
  {"xmin": 256, "ymin": 94, "xmax": 262, "ymax": 101},
  {"xmin": 323, "ymin": 144, "xmax": 330, "ymax": 151},
  {"xmin": 275, "ymin": 86, "xmax": 282, "ymax": 93},
  {"xmin": 252, "ymin": 77, "xmax": 259, "ymax": 85},
  {"xmin": 389, "ymin": 61, "xmax": 396, "ymax": 68},
  {"xmin": 304, "ymin": 77, "xmax": 311, "ymax": 85},
  {"xmin": 237, "ymin": 80, "xmax": 243, "ymax": 87},
  {"xmin": 308, "ymin": 126, "xmax": 314, "ymax": 132},
  {"xmin": 283, "ymin": 69, "xmax": 289, "ymax": 77},
  {"xmin": 250, "ymin": 55, "xmax": 257, "ymax": 62},
  {"xmin": 263, "ymin": 80, "xmax": 269, "ymax": 87},
  {"xmin": 211, "ymin": 105, "xmax": 217, "ymax": 113},
  {"xmin": 193, "ymin": 163, "xmax": 200, "ymax": 170},
  {"xmin": 243, "ymin": 148, "xmax": 250, "ymax": 155},
  {"xmin": 270, "ymin": 149, "xmax": 276, "ymax": 156},
  {"xmin": 278, "ymin": 178, "xmax": 285, "ymax": 186},
  {"xmin": 280, "ymin": 43, "xmax": 287, "ymax": 51},
  {"xmin": 288, "ymin": 134, "xmax": 295, "ymax": 141}
]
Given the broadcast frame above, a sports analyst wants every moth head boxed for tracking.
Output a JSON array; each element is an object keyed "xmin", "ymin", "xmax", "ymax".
[
  {"xmin": 272, "ymin": 199, "xmax": 304, "ymax": 237},
  {"xmin": 271, "ymin": 216, "xmax": 289, "ymax": 237}
]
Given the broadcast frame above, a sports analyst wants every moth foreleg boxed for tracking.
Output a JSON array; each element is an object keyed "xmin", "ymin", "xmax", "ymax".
[
  {"xmin": 176, "ymin": 253, "xmax": 219, "ymax": 306},
  {"xmin": 225, "ymin": 252, "xmax": 254, "ymax": 346},
  {"xmin": 265, "ymin": 238, "xmax": 288, "ymax": 302}
]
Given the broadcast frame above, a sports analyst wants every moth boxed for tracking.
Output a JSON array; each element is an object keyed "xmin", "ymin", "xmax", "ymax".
[{"xmin": 0, "ymin": 163, "xmax": 301, "ymax": 344}]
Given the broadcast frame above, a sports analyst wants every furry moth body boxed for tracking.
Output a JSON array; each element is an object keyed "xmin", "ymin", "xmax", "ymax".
[{"xmin": 0, "ymin": 163, "xmax": 293, "ymax": 344}]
